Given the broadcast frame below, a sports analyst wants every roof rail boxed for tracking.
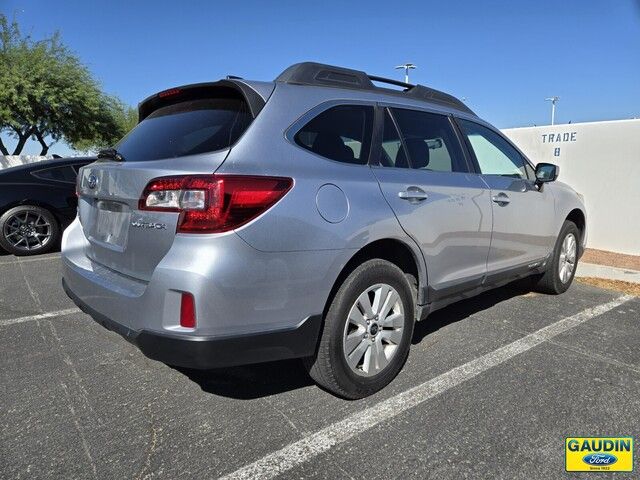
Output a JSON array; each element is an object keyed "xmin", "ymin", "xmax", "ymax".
[
  {"xmin": 276, "ymin": 62, "xmax": 375, "ymax": 89},
  {"xmin": 368, "ymin": 75, "xmax": 412, "ymax": 89},
  {"xmin": 275, "ymin": 62, "xmax": 474, "ymax": 115}
]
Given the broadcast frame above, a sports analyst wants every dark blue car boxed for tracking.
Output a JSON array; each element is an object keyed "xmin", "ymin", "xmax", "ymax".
[{"xmin": 0, "ymin": 157, "xmax": 94, "ymax": 255}]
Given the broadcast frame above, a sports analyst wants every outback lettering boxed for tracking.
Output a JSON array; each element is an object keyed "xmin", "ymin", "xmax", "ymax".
[{"xmin": 131, "ymin": 220, "xmax": 167, "ymax": 230}]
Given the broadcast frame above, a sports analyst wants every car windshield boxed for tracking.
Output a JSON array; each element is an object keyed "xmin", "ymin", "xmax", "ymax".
[{"xmin": 115, "ymin": 97, "xmax": 252, "ymax": 162}]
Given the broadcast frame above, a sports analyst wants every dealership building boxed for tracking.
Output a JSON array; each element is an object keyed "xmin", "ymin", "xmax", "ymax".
[{"xmin": 503, "ymin": 119, "xmax": 640, "ymax": 256}]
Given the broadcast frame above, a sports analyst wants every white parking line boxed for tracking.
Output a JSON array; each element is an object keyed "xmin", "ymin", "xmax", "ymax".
[
  {"xmin": 0, "ymin": 308, "xmax": 80, "ymax": 327},
  {"xmin": 221, "ymin": 295, "xmax": 633, "ymax": 480}
]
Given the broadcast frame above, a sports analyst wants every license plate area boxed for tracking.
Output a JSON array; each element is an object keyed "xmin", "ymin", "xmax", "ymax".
[{"xmin": 88, "ymin": 200, "xmax": 131, "ymax": 251}]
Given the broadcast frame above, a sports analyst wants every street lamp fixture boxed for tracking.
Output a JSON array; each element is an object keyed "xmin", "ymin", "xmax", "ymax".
[
  {"xmin": 395, "ymin": 63, "xmax": 417, "ymax": 84},
  {"xmin": 545, "ymin": 96, "xmax": 560, "ymax": 125}
]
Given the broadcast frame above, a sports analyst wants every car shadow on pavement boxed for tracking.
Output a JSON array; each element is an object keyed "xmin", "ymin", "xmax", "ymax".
[
  {"xmin": 174, "ymin": 359, "xmax": 315, "ymax": 400},
  {"xmin": 176, "ymin": 280, "xmax": 534, "ymax": 400},
  {"xmin": 412, "ymin": 280, "xmax": 534, "ymax": 344}
]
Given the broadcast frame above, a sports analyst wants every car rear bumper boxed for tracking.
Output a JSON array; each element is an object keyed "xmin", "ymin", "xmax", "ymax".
[
  {"xmin": 63, "ymin": 278, "xmax": 321, "ymax": 369},
  {"xmin": 60, "ymin": 217, "xmax": 351, "ymax": 368}
]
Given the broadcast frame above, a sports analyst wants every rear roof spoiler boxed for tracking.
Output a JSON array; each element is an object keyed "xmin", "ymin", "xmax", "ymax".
[
  {"xmin": 137, "ymin": 79, "xmax": 267, "ymax": 122},
  {"xmin": 275, "ymin": 62, "xmax": 474, "ymax": 115}
]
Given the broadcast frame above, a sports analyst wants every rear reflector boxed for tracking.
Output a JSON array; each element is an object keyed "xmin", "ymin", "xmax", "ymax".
[
  {"xmin": 139, "ymin": 175, "xmax": 293, "ymax": 233},
  {"xmin": 180, "ymin": 292, "xmax": 196, "ymax": 328}
]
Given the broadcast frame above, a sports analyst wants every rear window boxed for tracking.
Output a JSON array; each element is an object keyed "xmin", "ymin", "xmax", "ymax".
[
  {"xmin": 32, "ymin": 165, "xmax": 77, "ymax": 184},
  {"xmin": 115, "ymin": 97, "xmax": 252, "ymax": 162}
]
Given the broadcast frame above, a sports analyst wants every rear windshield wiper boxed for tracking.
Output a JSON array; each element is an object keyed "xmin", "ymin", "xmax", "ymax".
[{"xmin": 97, "ymin": 148, "xmax": 125, "ymax": 162}]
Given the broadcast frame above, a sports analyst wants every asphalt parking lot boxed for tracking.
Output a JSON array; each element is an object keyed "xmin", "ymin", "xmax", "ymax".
[{"xmin": 1, "ymin": 252, "xmax": 639, "ymax": 479}]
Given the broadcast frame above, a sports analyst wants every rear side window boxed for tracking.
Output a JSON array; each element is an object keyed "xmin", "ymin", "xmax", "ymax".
[
  {"xmin": 385, "ymin": 108, "xmax": 467, "ymax": 173},
  {"xmin": 294, "ymin": 105, "xmax": 373, "ymax": 165},
  {"xmin": 32, "ymin": 165, "xmax": 77, "ymax": 184},
  {"xmin": 115, "ymin": 97, "xmax": 252, "ymax": 162}
]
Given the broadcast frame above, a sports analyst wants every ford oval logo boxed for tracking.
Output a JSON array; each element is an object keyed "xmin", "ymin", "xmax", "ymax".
[
  {"xmin": 582, "ymin": 453, "xmax": 617, "ymax": 466},
  {"xmin": 87, "ymin": 174, "xmax": 98, "ymax": 189}
]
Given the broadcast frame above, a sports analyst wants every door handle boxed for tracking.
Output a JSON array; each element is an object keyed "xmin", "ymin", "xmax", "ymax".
[
  {"xmin": 492, "ymin": 193, "xmax": 510, "ymax": 205},
  {"xmin": 398, "ymin": 187, "xmax": 428, "ymax": 202}
]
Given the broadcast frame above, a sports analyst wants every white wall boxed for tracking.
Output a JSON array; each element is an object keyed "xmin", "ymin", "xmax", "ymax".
[
  {"xmin": 0, "ymin": 155, "xmax": 53, "ymax": 170},
  {"xmin": 503, "ymin": 119, "xmax": 640, "ymax": 256}
]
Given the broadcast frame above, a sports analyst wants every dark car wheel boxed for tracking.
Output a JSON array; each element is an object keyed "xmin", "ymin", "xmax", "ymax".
[
  {"xmin": 534, "ymin": 220, "xmax": 580, "ymax": 294},
  {"xmin": 0, "ymin": 205, "xmax": 60, "ymax": 256},
  {"xmin": 305, "ymin": 259, "xmax": 415, "ymax": 399}
]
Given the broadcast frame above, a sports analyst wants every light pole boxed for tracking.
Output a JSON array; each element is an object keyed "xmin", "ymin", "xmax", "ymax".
[
  {"xmin": 545, "ymin": 96, "xmax": 560, "ymax": 125},
  {"xmin": 395, "ymin": 63, "xmax": 416, "ymax": 84}
]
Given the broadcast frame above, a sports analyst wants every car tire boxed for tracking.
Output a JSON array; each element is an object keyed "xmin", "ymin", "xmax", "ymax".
[
  {"xmin": 305, "ymin": 259, "xmax": 415, "ymax": 399},
  {"xmin": 534, "ymin": 220, "xmax": 580, "ymax": 294},
  {"xmin": 0, "ymin": 205, "xmax": 60, "ymax": 256}
]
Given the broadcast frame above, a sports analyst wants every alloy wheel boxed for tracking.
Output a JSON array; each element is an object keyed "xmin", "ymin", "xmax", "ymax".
[
  {"xmin": 342, "ymin": 283, "xmax": 405, "ymax": 377},
  {"xmin": 558, "ymin": 233, "xmax": 577, "ymax": 284},
  {"xmin": 3, "ymin": 210, "xmax": 52, "ymax": 252}
]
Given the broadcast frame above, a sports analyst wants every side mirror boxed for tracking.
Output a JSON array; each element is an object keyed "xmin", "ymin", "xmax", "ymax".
[{"xmin": 535, "ymin": 163, "xmax": 558, "ymax": 185}]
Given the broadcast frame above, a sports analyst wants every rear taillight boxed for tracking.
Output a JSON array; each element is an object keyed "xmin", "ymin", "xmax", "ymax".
[{"xmin": 139, "ymin": 175, "xmax": 293, "ymax": 233}]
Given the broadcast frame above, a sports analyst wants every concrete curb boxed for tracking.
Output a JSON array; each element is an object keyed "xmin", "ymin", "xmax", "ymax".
[{"xmin": 576, "ymin": 262, "xmax": 640, "ymax": 284}]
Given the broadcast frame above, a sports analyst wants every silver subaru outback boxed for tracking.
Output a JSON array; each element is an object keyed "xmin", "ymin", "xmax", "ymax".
[{"xmin": 62, "ymin": 62, "xmax": 586, "ymax": 399}]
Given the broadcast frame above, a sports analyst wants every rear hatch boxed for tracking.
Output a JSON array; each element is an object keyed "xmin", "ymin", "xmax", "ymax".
[{"xmin": 77, "ymin": 83, "xmax": 261, "ymax": 281}]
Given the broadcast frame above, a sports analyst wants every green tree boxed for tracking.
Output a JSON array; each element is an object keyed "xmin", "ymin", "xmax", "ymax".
[
  {"xmin": 72, "ymin": 98, "xmax": 138, "ymax": 153},
  {"xmin": 0, "ymin": 14, "xmax": 135, "ymax": 155}
]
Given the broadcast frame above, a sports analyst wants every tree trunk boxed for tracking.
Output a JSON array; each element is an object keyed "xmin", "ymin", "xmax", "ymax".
[
  {"xmin": 11, "ymin": 127, "xmax": 33, "ymax": 155},
  {"xmin": 0, "ymin": 136, "xmax": 9, "ymax": 156},
  {"xmin": 34, "ymin": 130, "xmax": 51, "ymax": 155}
]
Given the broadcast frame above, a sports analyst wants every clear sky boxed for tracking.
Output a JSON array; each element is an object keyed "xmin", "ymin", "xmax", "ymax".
[{"xmin": 2, "ymin": 0, "xmax": 639, "ymax": 155}]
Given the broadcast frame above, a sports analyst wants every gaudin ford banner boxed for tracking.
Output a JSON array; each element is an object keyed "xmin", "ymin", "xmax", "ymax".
[{"xmin": 565, "ymin": 437, "xmax": 633, "ymax": 472}]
